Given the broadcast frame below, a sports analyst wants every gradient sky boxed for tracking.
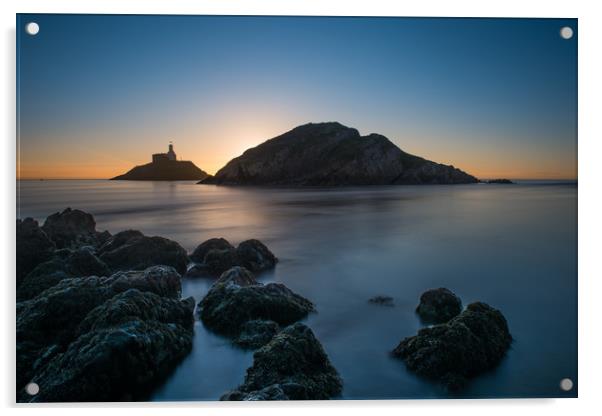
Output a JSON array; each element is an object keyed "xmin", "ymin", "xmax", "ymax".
[{"xmin": 17, "ymin": 15, "xmax": 577, "ymax": 179}]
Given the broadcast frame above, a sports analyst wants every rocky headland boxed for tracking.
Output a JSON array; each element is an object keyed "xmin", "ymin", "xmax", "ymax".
[
  {"xmin": 200, "ymin": 122, "xmax": 478, "ymax": 186},
  {"xmin": 112, "ymin": 159, "xmax": 208, "ymax": 181}
]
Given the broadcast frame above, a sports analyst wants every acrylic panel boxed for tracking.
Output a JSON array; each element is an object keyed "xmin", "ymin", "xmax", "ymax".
[{"xmin": 16, "ymin": 14, "xmax": 577, "ymax": 402}]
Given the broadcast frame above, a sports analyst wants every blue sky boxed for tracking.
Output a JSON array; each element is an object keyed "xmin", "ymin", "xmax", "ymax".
[{"xmin": 17, "ymin": 15, "xmax": 577, "ymax": 179}]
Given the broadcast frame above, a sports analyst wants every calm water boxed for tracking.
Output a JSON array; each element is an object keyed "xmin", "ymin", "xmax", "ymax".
[{"xmin": 17, "ymin": 180, "xmax": 578, "ymax": 399}]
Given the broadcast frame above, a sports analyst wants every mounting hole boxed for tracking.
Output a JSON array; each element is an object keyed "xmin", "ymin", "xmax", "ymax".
[
  {"xmin": 25, "ymin": 22, "xmax": 40, "ymax": 36},
  {"xmin": 560, "ymin": 378, "xmax": 574, "ymax": 391},
  {"xmin": 560, "ymin": 26, "xmax": 573, "ymax": 40},
  {"xmin": 25, "ymin": 382, "xmax": 39, "ymax": 396}
]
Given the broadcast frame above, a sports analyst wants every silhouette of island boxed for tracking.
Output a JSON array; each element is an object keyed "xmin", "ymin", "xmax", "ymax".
[
  {"xmin": 112, "ymin": 143, "xmax": 209, "ymax": 181},
  {"xmin": 200, "ymin": 122, "xmax": 478, "ymax": 186}
]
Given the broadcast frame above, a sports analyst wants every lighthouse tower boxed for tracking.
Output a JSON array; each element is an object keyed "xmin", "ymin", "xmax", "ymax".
[{"xmin": 167, "ymin": 141, "xmax": 177, "ymax": 161}]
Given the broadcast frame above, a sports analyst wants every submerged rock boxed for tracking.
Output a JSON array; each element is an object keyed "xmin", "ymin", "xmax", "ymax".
[
  {"xmin": 16, "ymin": 218, "xmax": 56, "ymax": 286},
  {"xmin": 17, "ymin": 247, "xmax": 111, "ymax": 301},
  {"xmin": 98, "ymin": 230, "xmax": 189, "ymax": 274},
  {"xmin": 41, "ymin": 208, "xmax": 109, "ymax": 249},
  {"xmin": 23, "ymin": 289, "xmax": 195, "ymax": 402},
  {"xmin": 392, "ymin": 302, "xmax": 512, "ymax": 390},
  {"xmin": 222, "ymin": 323, "xmax": 343, "ymax": 400},
  {"xmin": 234, "ymin": 320, "xmax": 280, "ymax": 349},
  {"xmin": 486, "ymin": 179, "xmax": 514, "ymax": 184},
  {"xmin": 416, "ymin": 288, "xmax": 462, "ymax": 324},
  {"xmin": 16, "ymin": 265, "xmax": 182, "ymax": 390},
  {"xmin": 199, "ymin": 267, "xmax": 314, "ymax": 337},
  {"xmin": 187, "ymin": 238, "xmax": 278, "ymax": 276},
  {"xmin": 368, "ymin": 295, "xmax": 395, "ymax": 307}
]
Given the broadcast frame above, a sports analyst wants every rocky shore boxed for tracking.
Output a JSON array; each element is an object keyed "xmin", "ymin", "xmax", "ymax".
[{"xmin": 16, "ymin": 207, "xmax": 340, "ymax": 402}]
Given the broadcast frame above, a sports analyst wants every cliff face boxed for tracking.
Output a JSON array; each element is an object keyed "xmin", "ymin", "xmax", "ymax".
[
  {"xmin": 112, "ymin": 160, "xmax": 209, "ymax": 181},
  {"xmin": 200, "ymin": 122, "xmax": 477, "ymax": 186}
]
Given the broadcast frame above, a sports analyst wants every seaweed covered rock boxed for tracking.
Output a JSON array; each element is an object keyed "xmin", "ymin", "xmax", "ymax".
[
  {"xmin": 16, "ymin": 218, "xmax": 55, "ymax": 286},
  {"xmin": 189, "ymin": 238, "xmax": 234, "ymax": 263},
  {"xmin": 222, "ymin": 323, "xmax": 342, "ymax": 400},
  {"xmin": 187, "ymin": 237, "xmax": 277, "ymax": 276},
  {"xmin": 41, "ymin": 208, "xmax": 109, "ymax": 249},
  {"xmin": 235, "ymin": 320, "xmax": 280, "ymax": 349},
  {"xmin": 416, "ymin": 288, "xmax": 462, "ymax": 324},
  {"xmin": 22, "ymin": 289, "xmax": 195, "ymax": 402},
  {"xmin": 392, "ymin": 302, "xmax": 512, "ymax": 390},
  {"xmin": 199, "ymin": 267, "xmax": 314, "ymax": 337},
  {"xmin": 16, "ymin": 265, "xmax": 182, "ymax": 390},
  {"xmin": 98, "ymin": 230, "xmax": 188, "ymax": 274},
  {"xmin": 17, "ymin": 247, "xmax": 111, "ymax": 301}
]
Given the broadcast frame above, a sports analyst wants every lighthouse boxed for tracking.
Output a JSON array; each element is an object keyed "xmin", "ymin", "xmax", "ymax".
[{"xmin": 167, "ymin": 141, "xmax": 177, "ymax": 161}]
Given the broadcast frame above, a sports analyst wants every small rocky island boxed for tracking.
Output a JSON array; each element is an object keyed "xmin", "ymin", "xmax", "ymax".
[
  {"xmin": 112, "ymin": 143, "xmax": 209, "ymax": 181},
  {"xmin": 16, "ymin": 207, "xmax": 341, "ymax": 402},
  {"xmin": 200, "ymin": 122, "xmax": 478, "ymax": 186}
]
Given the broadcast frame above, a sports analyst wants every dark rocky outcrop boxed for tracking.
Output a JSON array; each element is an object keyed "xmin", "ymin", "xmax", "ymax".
[
  {"xmin": 392, "ymin": 302, "xmax": 512, "ymax": 390},
  {"xmin": 17, "ymin": 247, "xmax": 111, "ymax": 301},
  {"xmin": 16, "ymin": 218, "xmax": 55, "ymax": 286},
  {"xmin": 41, "ymin": 208, "xmax": 110, "ymax": 249},
  {"xmin": 234, "ymin": 320, "xmax": 280, "ymax": 349},
  {"xmin": 16, "ymin": 265, "xmax": 183, "ymax": 392},
  {"xmin": 112, "ymin": 160, "xmax": 209, "ymax": 181},
  {"xmin": 368, "ymin": 295, "xmax": 394, "ymax": 307},
  {"xmin": 187, "ymin": 238, "xmax": 277, "ymax": 277},
  {"xmin": 222, "ymin": 323, "xmax": 342, "ymax": 400},
  {"xmin": 199, "ymin": 267, "xmax": 314, "ymax": 337},
  {"xmin": 486, "ymin": 179, "xmax": 514, "ymax": 184},
  {"xmin": 416, "ymin": 288, "xmax": 462, "ymax": 324},
  {"xmin": 200, "ymin": 122, "xmax": 478, "ymax": 186},
  {"xmin": 23, "ymin": 289, "xmax": 195, "ymax": 402},
  {"xmin": 98, "ymin": 230, "xmax": 188, "ymax": 274}
]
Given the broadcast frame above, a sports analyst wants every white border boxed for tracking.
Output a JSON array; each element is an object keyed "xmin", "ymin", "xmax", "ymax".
[{"xmin": 3, "ymin": 1, "xmax": 601, "ymax": 415}]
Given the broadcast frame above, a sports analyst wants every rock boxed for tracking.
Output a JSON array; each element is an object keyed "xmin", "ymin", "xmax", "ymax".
[
  {"xmin": 16, "ymin": 218, "xmax": 55, "ymax": 286},
  {"xmin": 234, "ymin": 320, "xmax": 280, "ymax": 349},
  {"xmin": 111, "ymin": 160, "xmax": 209, "ymax": 181},
  {"xmin": 222, "ymin": 323, "xmax": 342, "ymax": 400},
  {"xmin": 98, "ymin": 230, "xmax": 188, "ymax": 274},
  {"xmin": 16, "ymin": 265, "xmax": 182, "ymax": 389},
  {"xmin": 199, "ymin": 267, "xmax": 314, "ymax": 337},
  {"xmin": 22, "ymin": 289, "xmax": 195, "ymax": 402},
  {"xmin": 200, "ymin": 122, "xmax": 478, "ymax": 186},
  {"xmin": 42, "ymin": 208, "xmax": 108, "ymax": 249},
  {"xmin": 203, "ymin": 248, "xmax": 238, "ymax": 275},
  {"xmin": 392, "ymin": 302, "xmax": 512, "ymax": 390},
  {"xmin": 184, "ymin": 263, "xmax": 210, "ymax": 278},
  {"xmin": 368, "ymin": 295, "xmax": 394, "ymax": 307},
  {"xmin": 190, "ymin": 238, "xmax": 234, "ymax": 262},
  {"xmin": 486, "ymin": 179, "xmax": 514, "ymax": 184},
  {"xmin": 236, "ymin": 239, "xmax": 278, "ymax": 273},
  {"xmin": 416, "ymin": 288, "xmax": 462, "ymax": 324},
  {"xmin": 17, "ymin": 247, "xmax": 111, "ymax": 301}
]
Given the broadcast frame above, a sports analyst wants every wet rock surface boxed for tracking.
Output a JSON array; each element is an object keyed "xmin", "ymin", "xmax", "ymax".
[
  {"xmin": 393, "ymin": 302, "xmax": 512, "ymax": 390},
  {"xmin": 41, "ymin": 207, "xmax": 109, "ymax": 249},
  {"xmin": 16, "ymin": 218, "xmax": 56, "ymax": 286},
  {"xmin": 98, "ymin": 230, "xmax": 189, "ymax": 274},
  {"xmin": 16, "ymin": 265, "xmax": 187, "ymax": 398},
  {"xmin": 416, "ymin": 288, "xmax": 462, "ymax": 324},
  {"xmin": 187, "ymin": 238, "xmax": 278, "ymax": 276},
  {"xmin": 234, "ymin": 320, "xmax": 280, "ymax": 349},
  {"xmin": 199, "ymin": 267, "xmax": 314, "ymax": 337},
  {"xmin": 222, "ymin": 323, "xmax": 343, "ymax": 400}
]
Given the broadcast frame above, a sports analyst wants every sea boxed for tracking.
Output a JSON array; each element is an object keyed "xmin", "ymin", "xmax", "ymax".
[{"xmin": 17, "ymin": 179, "xmax": 578, "ymax": 400}]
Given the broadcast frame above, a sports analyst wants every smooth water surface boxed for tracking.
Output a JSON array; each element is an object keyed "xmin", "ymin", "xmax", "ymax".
[{"xmin": 17, "ymin": 180, "xmax": 578, "ymax": 399}]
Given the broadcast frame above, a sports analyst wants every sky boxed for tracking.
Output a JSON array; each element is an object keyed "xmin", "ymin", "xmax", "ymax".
[{"xmin": 17, "ymin": 15, "xmax": 577, "ymax": 179}]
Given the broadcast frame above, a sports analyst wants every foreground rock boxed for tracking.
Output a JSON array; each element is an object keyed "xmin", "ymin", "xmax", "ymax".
[
  {"xmin": 25, "ymin": 289, "xmax": 195, "ymax": 402},
  {"xmin": 16, "ymin": 265, "xmax": 183, "ymax": 393},
  {"xmin": 188, "ymin": 238, "xmax": 277, "ymax": 276},
  {"xmin": 98, "ymin": 230, "xmax": 189, "ymax": 274},
  {"xmin": 17, "ymin": 247, "xmax": 111, "ymax": 301},
  {"xmin": 234, "ymin": 320, "xmax": 281, "ymax": 349},
  {"xmin": 199, "ymin": 267, "xmax": 314, "ymax": 339},
  {"xmin": 393, "ymin": 302, "xmax": 512, "ymax": 390},
  {"xmin": 200, "ymin": 122, "xmax": 478, "ymax": 186},
  {"xmin": 415, "ymin": 288, "xmax": 462, "ymax": 324},
  {"xmin": 41, "ymin": 207, "xmax": 110, "ymax": 249},
  {"xmin": 16, "ymin": 218, "xmax": 55, "ymax": 286},
  {"xmin": 222, "ymin": 323, "xmax": 342, "ymax": 400}
]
